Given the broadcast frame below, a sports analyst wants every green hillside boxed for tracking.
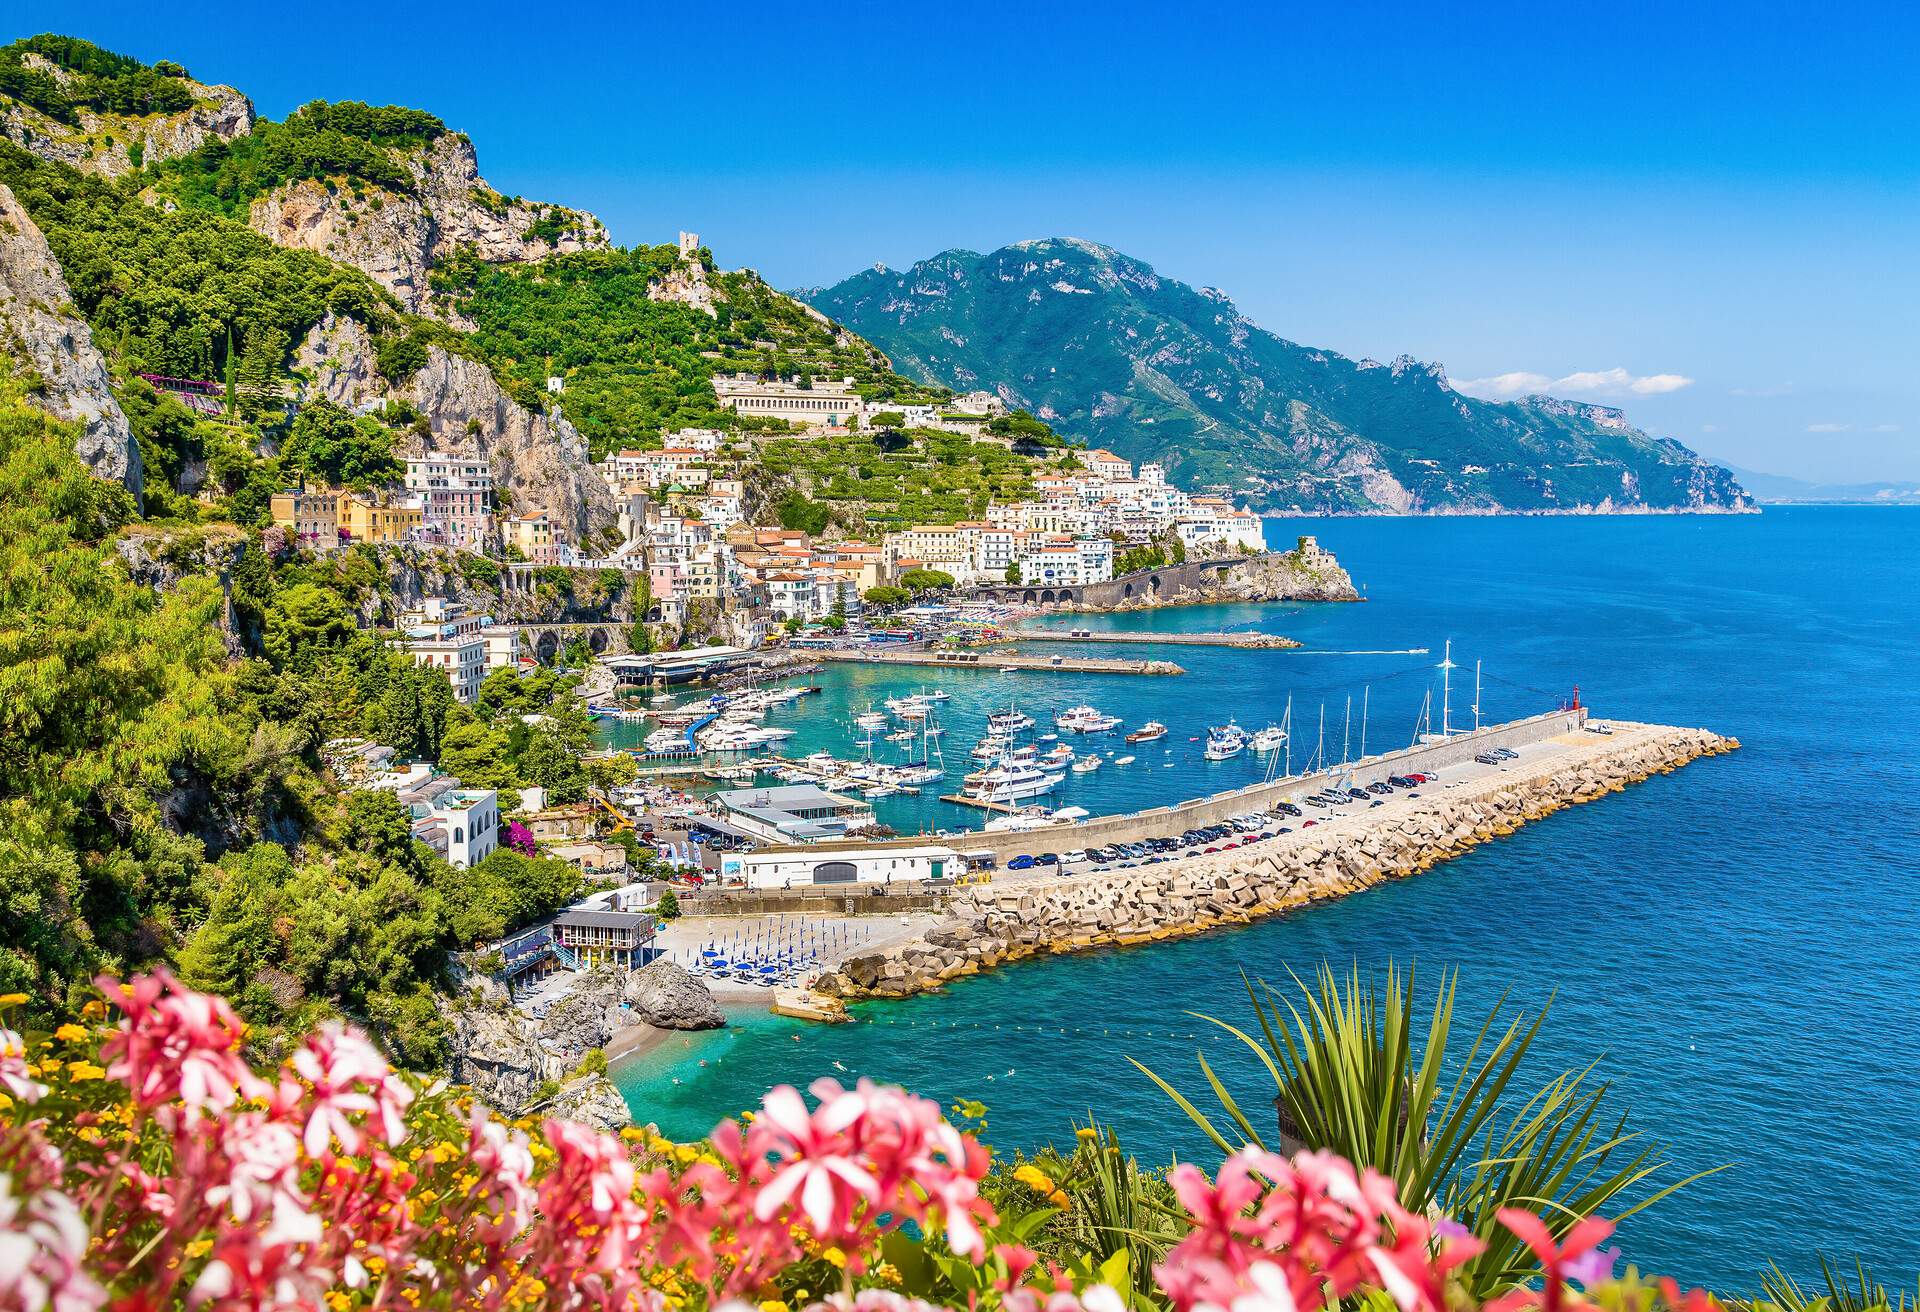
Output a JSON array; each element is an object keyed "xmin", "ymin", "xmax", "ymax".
[{"xmin": 801, "ymin": 238, "xmax": 1753, "ymax": 514}]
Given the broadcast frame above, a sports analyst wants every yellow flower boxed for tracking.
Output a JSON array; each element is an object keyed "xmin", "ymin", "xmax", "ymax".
[
  {"xmin": 325, "ymin": 1294, "xmax": 352, "ymax": 1312},
  {"xmin": 875, "ymin": 1263, "xmax": 902, "ymax": 1287},
  {"xmin": 1013, "ymin": 1164, "xmax": 1057, "ymax": 1195},
  {"xmin": 81, "ymin": 1001, "xmax": 106, "ymax": 1020},
  {"xmin": 822, "ymin": 1246, "xmax": 846, "ymax": 1269},
  {"xmin": 67, "ymin": 1063, "xmax": 106, "ymax": 1082},
  {"xmin": 0, "ymin": 993, "xmax": 28, "ymax": 1007},
  {"xmin": 186, "ymin": 1238, "xmax": 214, "ymax": 1259},
  {"xmin": 54, "ymin": 1024, "xmax": 90, "ymax": 1044},
  {"xmin": 760, "ymin": 1301, "xmax": 790, "ymax": 1312},
  {"xmin": 1075, "ymin": 1127, "xmax": 1098, "ymax": 1143}
]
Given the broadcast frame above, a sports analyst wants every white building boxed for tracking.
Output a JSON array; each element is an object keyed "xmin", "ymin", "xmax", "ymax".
[
  {"xmin": 724, "ymin": 844, "xmax": 960, "ymax": 889},
  {"xmin": 480, "ymin": 624, "xmax": 522, "ymax": 671},
  {"xmin": 421, "ymin": 788, "xmax": 499, "ymax": 869},
  {"xmin": 711, "ymin": 374, "xmax": 866, "ymax": 428}
]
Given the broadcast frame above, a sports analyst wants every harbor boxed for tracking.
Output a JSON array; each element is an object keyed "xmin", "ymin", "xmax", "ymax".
[{"xmin": 1011, "ymin": 629, "xmax": 1301, "ymax": 649}]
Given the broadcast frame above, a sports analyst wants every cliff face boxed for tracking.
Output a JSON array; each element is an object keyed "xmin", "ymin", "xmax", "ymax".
[
  {"xmin": 250, "ymin": 133, "xmax": 607, "ymax": 321},
  {"xmin": 0, "ymin": 61, "xmax": 253, "ymax": 178},
  {"xmin": 0, "ymin": 180, "xmax": 140, "ymax": 497},
  {"xmin": 297, "ymin": 312, "xmax": 613, "ymax": 543}
]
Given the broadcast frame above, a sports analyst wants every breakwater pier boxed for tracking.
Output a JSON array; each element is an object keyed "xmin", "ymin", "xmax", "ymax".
[
  {"xmin": 801, "ymin": 714, "xmax": 1737, "ymax": 1002},
  {"xmin": 1013, "ymin": 630, "xmax": 1300, "ymax": 649},
  {"xmin": 818, "ymin": 649, "xmax": 1184, "ymax": 676}
]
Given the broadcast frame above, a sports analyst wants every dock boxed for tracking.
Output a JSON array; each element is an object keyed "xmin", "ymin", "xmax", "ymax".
[
  {"xmin": 938, "ymin": 792, "xmax": 1024, "ymax": 814},
  {"xmin": 820, "ymin": 650, "xmax": 1184, "ymax": 676},
  {"xmin": 1014, "ymin": 630, "xmax": 1300, "ymax": 649}
]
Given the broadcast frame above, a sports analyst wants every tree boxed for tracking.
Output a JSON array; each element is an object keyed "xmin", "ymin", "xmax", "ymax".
[
  {"xmin": 281, "ymin": 399, "xmax": 401, "ymax": 487},
  {"xmin": 517, "ymin": 724, "xmax": 586, "ymax": 803},
  {"xmin": 863, "ymin": 585, "xmax": 909, "ymax": 608},
  {"xmin": 655, "ymin": 889, "xmax": 680, "ymax": 920},
  {"xmin": 899, "ymin": 568, "xmax": 955, "ymax": 594},
  {"xmin": 1004, "ymin": 562, "xmax": 1021, "ymax": 583},
  {"xmin": 437, "ymin": 719, "xmax": 518, "ymax": 789},
  {"xmin": 869, "ymin": 410, "xmax": 905, "ymax": 429},
  {"xmin": 775, "ymin": 492, "xmax": 830, "ymax": 534}
]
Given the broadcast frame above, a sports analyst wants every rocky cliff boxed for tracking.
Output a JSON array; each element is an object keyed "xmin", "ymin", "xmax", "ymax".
[
  {"xmin": 0, "ymin": 57, "xmax": 252, "ymax": 178},
  {"xmin": 297, "ymin": 311, "xmax": 613, "ymax": 543},
  {"xmin": 0, "ymin": 179, "xmax": 140, "ymax": 496},
  {"xmin": 251, "ymin": 133, "xmax": 607, "ymax": 321}
]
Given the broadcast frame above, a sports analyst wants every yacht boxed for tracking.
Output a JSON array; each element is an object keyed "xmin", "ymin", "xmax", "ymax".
[
  {"xmin": 970, "ymin": 735, "xmax": 1011, "ymax": 761},
  {"xmin": 644, "ymin": 727, "xmax": 689, "ymax": 753},
  {"xmin": 894, "ymin": 763, "xmax": 946, "ymax": 786},
  {"xmin": 1250, "ymin": 724, "xmax": 1288, "ymax": 753},
  {"xmin": 853, "ymin": 705, "xmax": 890, "ymax": 731},
  {"xmin": 988, "ymin": 707, "xmax": 1035, "ymax": 735},
  {"xmin": 964, "ymin": 760, "xmax": 1062, "ymax": 803},
  {"xmin": 1125, "ymin": 721, "xmax": 1169, "ymax": 744},
  {"xmin": 1203, "ymin": 723, "xmax": 1247, "ymax": 761},
  {"xmin": 1041, "ymin": 742, "xmax": 1076, "ymax": 767},
  {"xmin": 1056, "ymin": 704, "xmax": 1122, "ymax": 732},
  {"xmin": 1071, "ymin": 754, "xmax": 1102, "ymax": 774}
]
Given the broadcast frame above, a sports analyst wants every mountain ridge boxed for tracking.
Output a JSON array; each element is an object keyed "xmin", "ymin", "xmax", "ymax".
[{"xmin": 800, "ymin": 237, "xmax": 1753, "ymax": 515}]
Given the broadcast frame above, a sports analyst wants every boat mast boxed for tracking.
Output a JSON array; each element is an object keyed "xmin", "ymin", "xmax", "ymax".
[
  {"xmin": 1342, "ymin": 696, "xmax": 1352, "ymax": 765},
  {"xmin": 1439, "ymin": 639, "xmax": 1456, "ymax": 737},
  {"xmin": 1360, "ymin": 685, "xmax": 1370, "ymax": 758},
  {"xmin": 1473, "ymin": 659, "xmax": 1482, "ymax": 732},
  {"xmin": 1283, "ymin": 695, "xmax": 1293, "ymax": 778}
]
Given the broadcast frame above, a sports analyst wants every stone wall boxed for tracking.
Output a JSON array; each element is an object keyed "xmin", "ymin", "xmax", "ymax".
[{"xmin": 814, "ymin": 723, "xmax": 1737, "ymax": 1000}]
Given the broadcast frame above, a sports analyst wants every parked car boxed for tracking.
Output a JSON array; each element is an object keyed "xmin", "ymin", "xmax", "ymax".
[{"xmin": 1008, "ymin": 854, "xmax": 1035, "ymax": 871}]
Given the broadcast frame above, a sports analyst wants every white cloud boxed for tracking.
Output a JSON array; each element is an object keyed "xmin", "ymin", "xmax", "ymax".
[
  {"xmin": 1806, "ymin": 422, "xmax": 1850, "ymax": 433},
  {"xmin": 1868, "ymin": 423, "xmax": 1902, "ymax": 433},
  {"xmin": 1701, "ymin": 423, "xmax": 1721, "ymax": 433},
  {"xmin": 1452, "ymin": 366, "xmax": 1695, "ymax": 401}
]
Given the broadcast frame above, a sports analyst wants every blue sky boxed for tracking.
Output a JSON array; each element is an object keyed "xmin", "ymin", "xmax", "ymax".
[{"xmin": 22, "ymin": 0, "xmax": 1919, "ymax": 481}]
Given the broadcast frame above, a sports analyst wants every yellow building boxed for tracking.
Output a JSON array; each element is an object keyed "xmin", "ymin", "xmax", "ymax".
[
  {"xmin": 339, "ymin": 492, "xmax": 424, "ymax": 544},
  {"xmin": 269, "ymin": 486, "xmax": 340, "ymax": 549},
  {"xmin": 503, "ymin": 512, "xmax": 558, "ymax": 565}
]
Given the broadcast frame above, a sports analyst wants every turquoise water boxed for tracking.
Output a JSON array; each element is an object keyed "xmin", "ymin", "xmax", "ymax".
[{"xmin": 612, "ymin": 508, "xmax": 1920, "ymax": 1290}]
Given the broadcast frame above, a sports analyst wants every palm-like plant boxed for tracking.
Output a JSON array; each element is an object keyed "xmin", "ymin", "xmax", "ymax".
[
  {"xmin": 1132, "ymin": 964, "xmax": 1721, "ymax": 1298},
  {"xmin": 1753, "ymin": 1256, "xmax": 1917, "ymax": 1312}
]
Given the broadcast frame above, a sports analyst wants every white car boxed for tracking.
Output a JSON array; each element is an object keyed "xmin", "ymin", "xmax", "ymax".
[{"xmin": 1062, "ymin": 849, "xmax": 1089, "ymax": 864}]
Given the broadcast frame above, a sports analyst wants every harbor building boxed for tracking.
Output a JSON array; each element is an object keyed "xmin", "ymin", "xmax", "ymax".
[
  {"xmin": 712, "ymin": 784, "xmax": 875, "ymax": 843},
  {"xmin": 724, "ymin": 844, "xmax": 960, "ymax": 890}
]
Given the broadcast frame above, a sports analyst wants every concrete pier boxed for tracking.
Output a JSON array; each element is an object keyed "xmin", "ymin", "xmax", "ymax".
[
  {"xmin": 806, "ymin": 716, "xmax": 1738, "ymax": 1003},
  {"xmin": 1013, "ymin": 630, "xmax": 1300, "ymax": 649},
  {"xmin": 819, "ymin": 650, "xmax": 1185, "ymax": 676}
]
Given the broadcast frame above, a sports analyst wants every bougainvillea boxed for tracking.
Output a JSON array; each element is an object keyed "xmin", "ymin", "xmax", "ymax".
[{"xmin": 0, "ymin": 975, "xmax": 1720, "ymax": 1312}]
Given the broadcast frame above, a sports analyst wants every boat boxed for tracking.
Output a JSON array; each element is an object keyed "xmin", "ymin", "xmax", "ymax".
[
  {"xmin": 894, "ymin": 763, "xmax": 945, "ymax": 785},
  {"xmin": 1071, "ymin": 755, "xmax": 1102, "ymax": 774},
  {"xmin": 1040, "ymin": 742, "xmax": 1076, "ymax": 768},
  {"xmin": 1203, "ymin": 723, "xmax": 1246, "ymax": 761},
  {"xmin": 1056, "ymin": 704, "xmax": 1122, "ymax": 732},
  {"xmin": 1125, "ymin": 721, "xmax": 1169, "ymax": 743},
  {"xmin": 853, "ymin": 706, "xmax": 890, "ymax": 731},
  {"xmin": 988, "ymin": 707, "xmax": 1035, "ymax": 735},
  {"xmin": 1114, "ymin": 755, "xmax": 1136, "ymax": 765},
  {"xmin": 970, "ymin": 735, "xmax": 1011, "ymax": 761},
  {"xmin": 964, "ymin": 759, "xmax": 1062, "ymax": 803},
  {"xmin": 1250, "ymin": 724, "xmax": 1287, "ymax": 753},
  {"xmin": 644, "ymin": 727, "xmax": 689, "ymax": 753}
]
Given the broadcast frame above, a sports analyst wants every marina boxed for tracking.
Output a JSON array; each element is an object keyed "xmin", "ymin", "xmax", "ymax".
[{"xmin": 819, "ymin": 649, "xmax": 1185, "ymax": 676}]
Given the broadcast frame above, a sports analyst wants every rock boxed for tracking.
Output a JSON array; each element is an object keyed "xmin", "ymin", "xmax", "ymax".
[
  {"xmin": 544, "ymin": 1074, "xmax": 632, "ymax": 1132},
  {"xmin": 535, "ymin": 971, "xmax": 624, "ymax": 1064},
  {"xmin": 0, "ymin": 182, "xmax": 141, "ymax": 499},
  {"xmin": 624, "ymin": 960, "xmax": 725, "ymax": 1031},
  {"xmin": 295, "ymin": 311, "xmax": 613, "ymax": 545},
  {"xmin": 448, "ymin": 1003, "xmax": 554, "ymax": 1113},
  {"xmin": 1, "ymin": 68, "xmax": 252, "ymax": 178},
  {"xmin": 250, "ymin": 133, "xmax": 607, "ymax": 319}
]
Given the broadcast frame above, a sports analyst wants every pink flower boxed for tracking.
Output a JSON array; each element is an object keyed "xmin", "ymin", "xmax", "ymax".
[
  {"xmin": 0, "ymin": 1028, "xmax": 45, "ymax": 1106},
  {"xmin": 97, "ymin": 971, "xmax": 262, "ymax": 1118},
  {"xmin": 288, "ymin": 1022, "xmax": 414, "ymax": 1157},
  {"xmin": 462, "ymin": 1109, "xmax": 536, "ymax": 1248},
  {"xmin": 752, "ymin": 1083, "xmax": 881, "ymax": 1238},
  {"xmin": 0, "ymin": 1175, "xmax": 106, "ymax": 1312}
]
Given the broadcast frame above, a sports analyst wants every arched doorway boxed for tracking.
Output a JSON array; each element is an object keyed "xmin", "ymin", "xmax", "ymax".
[
  {"xmin": 534, "ymin": 631, "xmax": 560, "ymax": 664},
  {"xmin": 589, "ymin": 627, "xmax": 611, "ymax": 654},
  {"xmin": 1123, "ymin": 582, "xmax": 1133, "ymax": 597},
  {"xmin": 812, "ymin": 861, "xmax": 857, "ymax": 885},
  {"xmin": 1039, "ymin": 589, "xmax": 1056, "ymax": 604},
  {"xmin": 1022, "ymin": 589, "xmax": 1037, "ymax": 604}
]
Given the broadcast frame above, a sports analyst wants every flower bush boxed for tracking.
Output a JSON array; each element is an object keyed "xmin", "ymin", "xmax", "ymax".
[{"xmin": 0, "ymin": 975, "xmax": 1731, "ymax": 1312}]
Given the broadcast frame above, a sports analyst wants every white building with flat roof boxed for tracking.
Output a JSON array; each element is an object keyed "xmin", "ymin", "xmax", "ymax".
[
  {"xmin": 711, "ymin": 374, "xmax": 866, "ymax": 428},
  {"xmin": 723, "ymin": 844, "xmax": 960, "ymax": 889}
]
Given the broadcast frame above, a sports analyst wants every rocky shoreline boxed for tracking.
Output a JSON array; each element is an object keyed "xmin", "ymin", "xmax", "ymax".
[{"xmin": 815, "ymin": 724, "xmax": 1737, "ymax": 1001}]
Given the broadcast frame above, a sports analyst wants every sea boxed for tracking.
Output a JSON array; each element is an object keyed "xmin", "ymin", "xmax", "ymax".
[{"xmin": 604, "ymin": 507, "xmax": 1920, "ymax": 1292}]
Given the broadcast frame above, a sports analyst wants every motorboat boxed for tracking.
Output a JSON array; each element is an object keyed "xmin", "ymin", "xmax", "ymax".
[
  {"xmin": 964, "ymin": 760, "xmax": 1062, "ymax": 803},
  {"xmin": 1071, "ymin": 754, "xmax": 1102, "ymax": 774},
  {"xmin": 1114, "ymin": 755, "xmax": 1136, "ymax": 765},
  {"xmin": 1250, "ymin": 724, "xmax": 1287, "ymax": 753},
  {"xmin": 1041, "ymin": 742, "xmax": 1076, "ymax": 767},
  {"xmin": 1126, "ymin": 721, "xmax": 1169, "ymax": 743},
  {"xmin": 988, "ymin": 707, "xmax": 1035, "ymax": 735},
  {"xmin": 1056, "ymin": 704, "xmax": 1122, "ymax": 732},
  {"xmin": 854, "ymin": 707, "xmax": 890, "ymax": 731},
  {"xmin": 1203, "ymin": 724, "xmax": 1246, "ymax": 761}
]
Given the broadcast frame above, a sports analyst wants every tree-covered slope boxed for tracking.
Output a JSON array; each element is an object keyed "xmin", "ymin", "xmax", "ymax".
[{"xmin": 801, "ymin": 238, "xmax": 1752, "ymax": 514}]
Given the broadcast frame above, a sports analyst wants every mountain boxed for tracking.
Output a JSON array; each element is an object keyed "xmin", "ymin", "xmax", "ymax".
[
  {"xmin": 801, "ymin": 238, "xmax": 1753, "ymax": 515},
  {"xmin": 1720, "ymin": 465, "xmax": 1920, "ymax": 505}
]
